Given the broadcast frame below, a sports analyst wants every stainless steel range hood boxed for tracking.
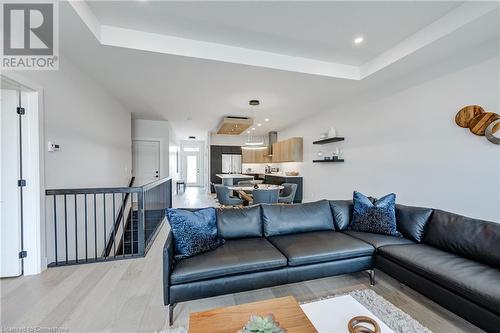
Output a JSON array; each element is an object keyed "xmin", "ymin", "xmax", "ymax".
[{"xmin": 267, "ymin": 131, "xmax": 277, "ymax": 156}]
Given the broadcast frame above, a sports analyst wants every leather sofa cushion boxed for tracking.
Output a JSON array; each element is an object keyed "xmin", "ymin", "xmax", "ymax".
[
  {"xmin": 423, "ymin": 209, "xmax": 500, "ymax": 268},
  {"xmin": 269, "ymin": 231, "xmax": 374, "ymax": 266},
  {"xmin": 343, "ymin": 230, "xmax": 414, "ymax": 248},
  {"xmin": 171, "ymin": 238, "xmax": 286, "ymax": 284},
  {"xmin": 396, "ymin": 204, "xmax": 433, "ymax": 243},
  {"xmin": 379, "ymin": 244, "xmax": 500, "ymax": 314},
  {"xmin": 329, "ymin": 200, "xmax": 353, "ymax": 230},
  {"xmin": 262, "ymin": 200, "xmax": 334, "ymax": 237},
  {"xmin": 217, "ymin": 205, "xmax": 262, "ymax": 239}
]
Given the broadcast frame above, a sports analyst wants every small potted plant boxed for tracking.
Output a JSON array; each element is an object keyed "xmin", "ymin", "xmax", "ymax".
[{"xmin": 239, "ymin": 314, "xmax": 287, "ymax": 333}]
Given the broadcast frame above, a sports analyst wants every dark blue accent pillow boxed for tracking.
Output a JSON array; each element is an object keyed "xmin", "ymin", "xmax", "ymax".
[
  {"xmin": 350, "ymin": 191, "xmax": 401, "ymax": 237},
  {"xmin": 166, "ymin": 207, "xmax": 224, "ymax": 261}
]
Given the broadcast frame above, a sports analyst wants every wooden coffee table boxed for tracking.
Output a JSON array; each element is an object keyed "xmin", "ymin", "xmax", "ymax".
[{"xmin": 189, "ymin": 296, "xmax": 317, "ymax": 333}]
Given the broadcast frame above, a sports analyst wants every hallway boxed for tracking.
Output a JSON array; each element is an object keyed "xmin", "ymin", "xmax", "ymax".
[{"xmin": 172, "ymin": 186, "xmax": 217, "ymax": 209}]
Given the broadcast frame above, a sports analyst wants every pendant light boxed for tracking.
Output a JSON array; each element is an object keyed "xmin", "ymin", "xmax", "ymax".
[{"xmin": 242, "ymin": 100, "xmax": 266, "ymax": 149}]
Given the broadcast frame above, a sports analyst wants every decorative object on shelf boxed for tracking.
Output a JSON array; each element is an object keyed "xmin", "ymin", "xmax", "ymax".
[
  {"xmin": 325, "ymin": 156, "xmax": 331, "ymax": 160},
  {"xmin": 285, "ymin": 171, "xmax": 299, "ymax": 176},
  {"xmin": 455, "ymin": 105, "xmax": 485, "ymax": 128},
  {"xmin": 317, "ymin": 150, "xmax": 324, "ymax": 158},
  {"xmin": 485, "ymin": 119, "xmax": 500, "ymax": 145},
  {"xmin": 454, "ymin": 105, "xmax": 500, "ymax": 144},
  {"xmin": 332, "ymin": 147, "xmax": 340, "ymax": 159},
  {"xmin": 328, "ymin": 127, "xmax": 337, "ymax": 138},
  {"xmin": 347, "ymin": 316, "xmax": 380, "ymax": 333},
  {"xmin": 469, "ymin": 112, "xmax": 500, "ymax": 136},
  {"xmin": 239, "ymin": 314, "xmax": 287, "ymax": 333},
  {"xmin": 319, "ymin": 132, "xmax": 328, "ymax": 140}
]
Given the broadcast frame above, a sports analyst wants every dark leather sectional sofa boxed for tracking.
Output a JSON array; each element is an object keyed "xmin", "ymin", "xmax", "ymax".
[{"xmin": 163, "ymin": 200, "xmax": 500, "ymax": 331}]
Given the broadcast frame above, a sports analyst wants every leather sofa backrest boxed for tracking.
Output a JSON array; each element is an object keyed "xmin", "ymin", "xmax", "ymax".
[
  {"xmin": 262, "ymin": 200, "xmax": 335, "ymax": 237},
  {"xmin": 396, "ymin": 204, "xmax": 433, "ymax": 243},
  {"xmin": 329, "ymin": 197, "xmax": 377, "ymax": 231},
  {"xmin": 329, "ymin": 200, "xmax": 353, "ymax": 230},
  {"xmin": 423, "ymin": 209, "xmax": 500, "ymax": 268},
  {"xmin": 216, "ymin": 205, "xmax": 263, "ymax": 239}
]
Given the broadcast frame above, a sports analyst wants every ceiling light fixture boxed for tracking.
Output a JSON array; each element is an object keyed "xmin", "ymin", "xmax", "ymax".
[
  {"xmin": 354, "ymin": 36, "xmax": 364, "ymax": 44},
  {"xmin": 257, "ymin": 123, "xmax": 262, "ymax": 127},
  {"xmin": 249, "ymin": 99, "xmax": 260, "ymax": 106},
  {"xmin": 251, "ymin": 127, "xmax": 256, "ymax": 131},
  {"xmin": 264, "ymin": 118, "xmax": 269, "ymax": 122}
]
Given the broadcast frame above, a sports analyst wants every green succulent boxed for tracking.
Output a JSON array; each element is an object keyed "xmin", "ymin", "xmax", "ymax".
[{"xmin": 241, "ymin": 314, "xmax": 286, "ymax": 333}]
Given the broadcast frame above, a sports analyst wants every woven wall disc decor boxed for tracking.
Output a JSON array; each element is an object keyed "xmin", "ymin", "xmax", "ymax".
[
  {"xmin": 469, "ymin": 112, "xmax": 500, "ymax": 136},
  {"xmin": 455, "ymin": 105, "xmax": 484, "ymax": 128},
  {"xmin": 455, "ymin": 105, "xmax": 500, "ymax": 144},
  {"xmin": 485, "ymin": 119, "xmax": 500, "ymax": 145}
]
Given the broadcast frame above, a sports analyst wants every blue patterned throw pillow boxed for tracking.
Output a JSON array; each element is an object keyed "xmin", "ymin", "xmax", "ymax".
[
  {"xmin": 166, "ymin": 208, "xmax": 224, "ymax": 261},
  {"xmin": 350, "ymin": 191, "xmax": 401, "ymax": 237}
]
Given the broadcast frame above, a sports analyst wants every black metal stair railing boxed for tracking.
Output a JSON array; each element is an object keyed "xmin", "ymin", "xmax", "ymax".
[{"xmin": 45, "ymin": 177, "xmax": 172, "ymax": 267}]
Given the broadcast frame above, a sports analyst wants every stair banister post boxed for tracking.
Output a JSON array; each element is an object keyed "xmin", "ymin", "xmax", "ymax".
[{"xmin": 137, "ymin": 190, "xmax": 145, "ymax": 256}]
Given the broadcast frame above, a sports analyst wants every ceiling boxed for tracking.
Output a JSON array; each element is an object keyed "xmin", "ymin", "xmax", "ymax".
[
  {"xmin": 86, "ymin": 1, "xmax": 461, "ymax": 66},
  {"xmin": 56, "ymin": 1, "xmax": 499, "ymax": 140}
]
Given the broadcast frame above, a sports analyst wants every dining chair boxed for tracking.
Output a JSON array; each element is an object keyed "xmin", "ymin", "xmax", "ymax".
[
  {"xmin": 214, "ymin": 184, "xmax": 243, "ymax": 206},
  {"xmin": 278, "ymin": 183, "xmax": 298, "ymax": 204},
  {"xmin": 252, "ymin": 188, "xmax": 279, "ymax": 204}
]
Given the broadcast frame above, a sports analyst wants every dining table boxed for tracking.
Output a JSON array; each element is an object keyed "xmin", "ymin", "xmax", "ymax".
[{"xmin": 227, "ymin": 184, "xmax": 284, "ymax": 203}]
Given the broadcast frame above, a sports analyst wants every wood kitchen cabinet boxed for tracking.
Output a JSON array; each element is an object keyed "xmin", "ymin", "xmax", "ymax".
[
  {"xmin": 272, "ymin": 137, "xmax": 303, "ymax": 163},
  {"xmin": 242, "ymin": 147, "xmax": 271, "ymax": 163}
]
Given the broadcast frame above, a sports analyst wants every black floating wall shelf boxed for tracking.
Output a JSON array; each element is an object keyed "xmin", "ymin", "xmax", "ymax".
[
  {"xmin": 313, "ymin": 159, "xmax": 345, "ymax": 163},
  {"xmin": 313, "ymin": 137, "xmax": 345, "ymax": 144}
]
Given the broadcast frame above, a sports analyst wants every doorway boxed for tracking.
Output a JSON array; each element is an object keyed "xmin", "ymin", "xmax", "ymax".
[
  {"xmin": 132, "ymin": 140, "xmax": 160, "ymax": 186},
  {"xmin": 1, "ymin": 77, "xmax": 42, "ymax": 277}
]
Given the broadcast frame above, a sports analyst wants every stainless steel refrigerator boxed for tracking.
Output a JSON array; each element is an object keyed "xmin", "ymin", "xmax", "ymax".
[{"xmin": 221, "ymin": 154, "xmax": 242, "ymax": 174}]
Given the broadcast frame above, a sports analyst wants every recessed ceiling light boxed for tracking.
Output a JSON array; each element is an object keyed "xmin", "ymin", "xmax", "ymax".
[
  {"xmin": 251, "ymin": 127, "xmax": 256, "ymax": 131},
  {"xmin": 257, "ymin": 123, "xmax": 262, "ymax": 127},
  {"xmin": 354, "ymin": 36, "xmax": 364, "ymax": 44},
  {"xmin": 264, "ymin": 118, "xmax": 269, "ymax": 122},
  {"xmin": 247, "ymin": 130, "xmax": 250, "ymax": 134}
]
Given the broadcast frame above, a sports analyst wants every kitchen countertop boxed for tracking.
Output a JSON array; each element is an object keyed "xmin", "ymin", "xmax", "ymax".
[
  {"xmin": 243, "ymin": 172, "xmax": 302, "ymax": 178},
  {"xmin": 216, "ymin": 174, "xmax": 254, "ymax": 179}
]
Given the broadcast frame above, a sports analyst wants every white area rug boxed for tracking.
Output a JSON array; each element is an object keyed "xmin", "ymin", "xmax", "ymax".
[{"xmin": 159, "ymin": 289, "xmax": 432, "ymax": 333}]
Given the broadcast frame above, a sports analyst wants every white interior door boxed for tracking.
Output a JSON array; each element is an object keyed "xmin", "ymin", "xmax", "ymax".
[
  {"xmin": 132, "ymin": 140, "xmax": 160, "ymax": 186},
  {"xmin": 1, "ymin": 89, "xmax": 22, "ymax": 277},
  {"xmin": 184, "ymin": 152, "xmax": 201, "ymax": 186}
]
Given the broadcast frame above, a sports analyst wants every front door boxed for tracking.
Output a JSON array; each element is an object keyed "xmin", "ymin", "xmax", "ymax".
[
  {"xmin": 132, "ymin": 140, "xmax": 160, "ymax": 186},
  {"xmin": 184, "ymin": 151, "xmax": 201, "ymax": 186}
]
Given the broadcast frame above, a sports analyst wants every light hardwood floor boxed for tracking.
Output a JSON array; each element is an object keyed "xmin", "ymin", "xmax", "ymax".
[{"xmin": 1, "ymin": 187, "xmax": 483, "ymax": 332}]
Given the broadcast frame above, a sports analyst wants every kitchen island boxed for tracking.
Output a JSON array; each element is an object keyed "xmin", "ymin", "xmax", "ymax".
[{"xmin": 216, "ymin": 174, "xmax": 254, "ymax": 186}]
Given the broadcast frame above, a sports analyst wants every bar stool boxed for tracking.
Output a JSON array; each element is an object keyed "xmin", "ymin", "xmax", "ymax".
[{"xmin": 176, "ymin": 179, "xmax": 186, "ymax": 193}]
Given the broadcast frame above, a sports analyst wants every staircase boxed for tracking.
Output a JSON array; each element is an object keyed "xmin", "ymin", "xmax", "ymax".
[{"xmin": 45, "ymin": 177, "xmax": 172, "ymax": 267}]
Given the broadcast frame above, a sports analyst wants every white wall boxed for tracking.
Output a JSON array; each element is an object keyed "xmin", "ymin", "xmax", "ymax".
[
  {"xmin": 132, "ymin": 119, "xmax": 174, "ymax": 181},
  {"xmin": 16, "ymin": 58, "xmax": 132, "ymax": 188},
  {"xmin": 7, "ymin": 56, "xmax": 133, "ymax": 270},
  {"xmin": 280, "ymin": 56, "xmax": 500, "ymax": 222}
]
